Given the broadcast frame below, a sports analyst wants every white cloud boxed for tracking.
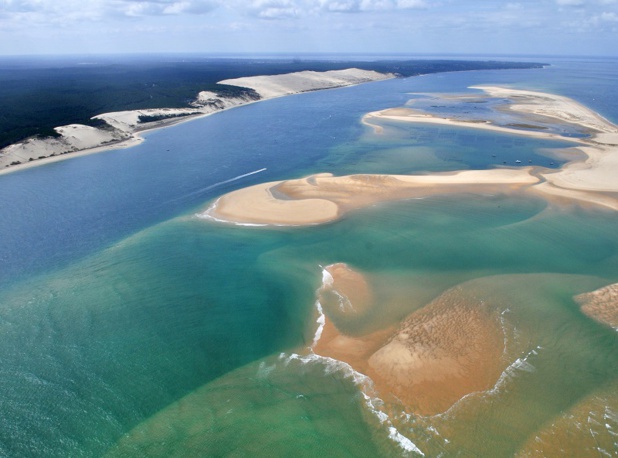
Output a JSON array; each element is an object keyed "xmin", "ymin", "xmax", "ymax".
[
  {"xmin": 555, "ymin": 0, "xmax": 585, "ymax": 5},
  {"xmin": 244, "ymin": 0, "xmax": 307, "ymax": 18},
  {"xmin": 0, "ymin": 0, "xmax": 220, "ymax": 22},
  {"xmin": 396, "ymin": 0, "xmax": 426, "ymax": 8},
  {"xmin": 321, "ymin": 0, "xmax": 359, "ymax": 12},
  {"xmin": 318, "ymin": 0, "xmax": 426, "ymax": 12},
  {"xmin": 117, "ymin": 0, "xmax": 219, "ymax": 16},
  {"xmin": 599, "ymin": 10, "xmax": 618, "ymax": 19}
]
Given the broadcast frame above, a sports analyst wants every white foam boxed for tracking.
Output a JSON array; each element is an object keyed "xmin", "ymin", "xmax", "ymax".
[
  {"xmin": 256, "ymin": 361, "xmax": 276, "ymax": 380},
  {"xmin": 434, "ymin": 345, "xmax": 543, "ymax": 420},
  {"xmin": 389, "ymin": 427, "xmax": 425, "ymax": 455},
  {"xmin": 318, "ymin": 265, "xmax": 353, "ymax": 312},
  {"xmin": 334, "ymin": 290, "xmax": 353, "ymax": 312},
  {"xmin": 491, "ymin": 345, "xmax": 541, "ymax": 391},
  {"xmin": 311, "ymin": 301, "xmax": 326, "ymax": 349},
  {"xmin": 280, "ymin": 351, "xmax": 424, "ymax": 456},
  {"xmin": 196, "ymin": 208, "xmax": 270, "ymax": 227},
  {"xmin": 321, "ymin": 267, "xmax": 334, "ymax": 287}
]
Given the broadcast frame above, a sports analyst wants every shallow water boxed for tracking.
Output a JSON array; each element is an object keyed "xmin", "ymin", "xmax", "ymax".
[{"xmin": 1, "ymin": 57, "xmax": 618, "ymax": 456}]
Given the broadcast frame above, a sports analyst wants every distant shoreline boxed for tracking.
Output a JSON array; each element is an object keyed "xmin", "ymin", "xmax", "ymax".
[
  {"xmin": 0, "ymin": 59, "xmax": 546, "ymax": 174},
  {"xmin": 0, "ymin": 68, "xmax": 394, "ymax": 174},
  {"xmin": 201, "ymin": 86, "xmax": 618, "ymax": 225}
]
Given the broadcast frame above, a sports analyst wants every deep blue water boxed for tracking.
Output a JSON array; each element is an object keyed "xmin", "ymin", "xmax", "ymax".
[{"xmin": 3, "ymin": 58, "xmax": 612, "ymax": 285}]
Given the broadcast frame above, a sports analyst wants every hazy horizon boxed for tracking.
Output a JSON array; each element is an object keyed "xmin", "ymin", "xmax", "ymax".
[{"xmin": 1, "ymin": 0, "xmax": 617, "ymax": 57}]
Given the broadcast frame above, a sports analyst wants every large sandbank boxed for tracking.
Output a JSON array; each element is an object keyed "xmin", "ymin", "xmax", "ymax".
[
  {"xmin": 200, "ymin": 168, "xmax": 538, "ymax": 225},
  {"xmin": 203, "ymin": 86, "xmax": 618, "ymax": 226},
  {"xmin": 366, "ymin": 86, "xmax": 618, "ymax": 208},
  {"xmin": 0, "ymin": 69, "xmax": 394, "ymax": 174},
  {"xmin": 313, "ymin": 264, "xmax": 506, "ymax": 416}
]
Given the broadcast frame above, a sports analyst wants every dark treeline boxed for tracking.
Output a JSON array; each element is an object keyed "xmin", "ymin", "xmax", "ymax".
[{"xmin": 0, "ymin": 56, "xmax": 545, "ymax": 148}]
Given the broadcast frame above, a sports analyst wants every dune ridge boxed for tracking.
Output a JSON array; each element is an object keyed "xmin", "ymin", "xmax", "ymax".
[{"xmin": 0, "ymin": 69, "xmax": 393, "ymax": 173}]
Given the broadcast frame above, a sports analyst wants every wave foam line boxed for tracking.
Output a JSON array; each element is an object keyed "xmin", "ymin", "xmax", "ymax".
[
  {"xmin": 311, "ymin": 300, "xmax": 326, "ymax": 349},
  {"xmin": 278, "ymin": 351, "xmax": 424, "ymax": 455},
  {"xmin": 434, "ymin": 345, "xmax": 543, "ymax": 421}
]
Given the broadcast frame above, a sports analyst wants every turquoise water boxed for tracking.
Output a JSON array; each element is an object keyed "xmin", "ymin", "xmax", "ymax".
[{"xmin": 1, "ymin": 57, "xmax": 618, "ymax": 456}]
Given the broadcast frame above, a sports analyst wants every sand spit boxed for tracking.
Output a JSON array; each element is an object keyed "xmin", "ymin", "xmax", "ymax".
[
  {"xmin": 575, "ymin": 283, "xmax": 618, "ymax": 331},
  {"xmin": 0, "ymin": 69, "xmax": 393, "ymax": 173},
  {"xmin": 312, "ymin": 264, "xmax": 507, "ymax": 417},
  {"xmin": 201, "ymin": 87, "xmax": 618, "ymax": 226},
  {"xmin": 202, "ymin": 168, "xmax": 539, "ymax": 226},
  {"xmin": 365, "ymin": 86, "xmax": 618, "ymax": 211}
]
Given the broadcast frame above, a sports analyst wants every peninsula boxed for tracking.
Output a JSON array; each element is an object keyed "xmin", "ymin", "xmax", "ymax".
[{"xmin": 0, "ymin": 58, "xmax": 544, "ymax": 172}]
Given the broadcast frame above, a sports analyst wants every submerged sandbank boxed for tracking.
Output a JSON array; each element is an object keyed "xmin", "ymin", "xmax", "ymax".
[
  {"xmin": 201, "ymin": 168, "xmax": 538, "ymax": 225},
  {"xmin": 365, "ymin": 86, "xmax": 618, "ymax": 209},
  {"xmin": 202, "ymin": 86, "xmax": 618, "ymax": 226},
  {"xmin": 313, "ymin": 264, "xmax": 508, "ymax": 416},
  {"xmin": 575, "ymin": 283, "xmax": 618, "ymax": 331},
  {"xmin": 0, "ymin": 69, "xmax": 394, "ymax": 174}
]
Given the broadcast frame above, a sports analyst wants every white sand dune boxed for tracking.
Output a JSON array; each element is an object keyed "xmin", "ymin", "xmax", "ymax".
[
  {"xmin": 220, "ymin": 68, "xmax": 394, "ymax": 99},
  {"xmin": 0, "ymin": 69, "xmax": 393, "ymax": 173}
]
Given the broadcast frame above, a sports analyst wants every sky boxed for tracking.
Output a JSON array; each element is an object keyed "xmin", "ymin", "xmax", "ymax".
[{"xmin": 1, "ymin": 0, "xmax": 617, "ymax": 56}]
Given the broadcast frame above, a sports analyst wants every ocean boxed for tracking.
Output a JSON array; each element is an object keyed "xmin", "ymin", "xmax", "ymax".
[{"xmin": 0, "ymin": 56, "xmax": 617, "ymax": 457}]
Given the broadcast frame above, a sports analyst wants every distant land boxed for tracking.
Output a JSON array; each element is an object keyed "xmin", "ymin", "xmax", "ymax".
[{"xmin": 0, "ymin": 56, "xmax": 544, "ymax": 170}]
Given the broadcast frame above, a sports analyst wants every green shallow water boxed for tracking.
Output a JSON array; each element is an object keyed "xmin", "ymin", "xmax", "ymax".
[
  {"xmin": 2, "ymin": 59, "xmax": 618, "ymax": 456},
  {"xmin": 1, "ymin": 191, "xmax": 617, "ymax": 456}
]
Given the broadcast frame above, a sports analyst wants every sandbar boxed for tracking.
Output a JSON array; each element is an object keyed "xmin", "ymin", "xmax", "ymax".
[
  {"xmin": 201, "ymin": 168, "xmax": 539, "ymax": 225},
  {"xmin": 203, "ymin": 86, "xmax": 618, "ymax": 226},
  {"xmin": 312, "ymin": 264, "xmax": 507, "ymax": 416},
  {"xmin": 574, "ymin": 283, "xmax": 618, "ymax": 331}
]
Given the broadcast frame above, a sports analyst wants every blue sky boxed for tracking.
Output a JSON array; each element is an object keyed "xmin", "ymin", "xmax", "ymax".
[{"xmin": 1, "ymin": 0, "xmax": 617, "ymax": 56}]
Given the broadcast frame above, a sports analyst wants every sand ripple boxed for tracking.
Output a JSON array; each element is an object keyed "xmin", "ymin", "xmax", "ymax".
[{"xmin": 575, "ymin": 283, "xmax": 618, "ymax": 331}]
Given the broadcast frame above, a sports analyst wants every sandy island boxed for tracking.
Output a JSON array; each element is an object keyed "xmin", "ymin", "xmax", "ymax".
[
  {"xmin": 312, "ymin": 264, "xmax": 507, "ymax": 416},
  {"xmin": 0, "ymin": 69, "xmax": 393, "ymax": 173},
  {"xmin": 201, "ymin": 86, "xmax": 618, "ymax": 225},
  {"xmin": 200, "ymin": 168, "xmax": 539, "ymax": 225}
]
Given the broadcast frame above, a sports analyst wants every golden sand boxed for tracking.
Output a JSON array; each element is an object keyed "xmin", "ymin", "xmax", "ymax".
[
  {"xmin": 574, "ymin": 283, "xmax": 618, "ymax": 330},
  {"xmin": 318, "ymin": 263, "xmax": 373, "ymax": 317},
  {"xmin": 365, "ymin": 86, "xmax": 618, "ymax": 212},
  {"xmin": 516, "ymin": 381, "xmax": 618, "ymax": 457},
  {"xmin": 312, "ymin": 264, "xmax": 506, "ymax": 417},
  {"xmin": 201, "ymin": 86, "xmax": 618, "ymax": 226},
  {"xmin": 365, "ymin": 285, "xmax": 505, "ymax": 416},
  {"xmin": 203, "ymin": 169, "xmax": 539, "ymax": 226}
]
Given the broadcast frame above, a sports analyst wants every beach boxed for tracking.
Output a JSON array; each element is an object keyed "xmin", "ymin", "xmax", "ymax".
[
  {"xmin": 0, "ymin": 68, "xmax": 394, "ymax": 173},
  {"xmin": 203, "ymin": 86, "xmax": 618, "ymax": 226},
  {"xmin": 2, "ymin": 58, "xmax": 618, "ymax": 457}
]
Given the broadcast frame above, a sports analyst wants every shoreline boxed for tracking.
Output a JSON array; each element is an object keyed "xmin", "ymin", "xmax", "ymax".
[
  {"xmin": 203, "ymin": 86, "xmax": 618, "ymax": 225},
  {"xmin": 200, "ymin": 169, "xmax": 539, "ymax": 226},
  {"xmin": 0, "ymin": 68, "xmax": 394, "ymax": 175}
]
